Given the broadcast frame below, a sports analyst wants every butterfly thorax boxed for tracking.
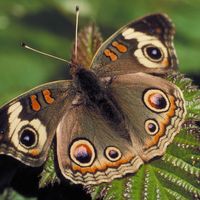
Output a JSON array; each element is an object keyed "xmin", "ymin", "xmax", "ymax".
[{"xmin": 75, "ymin": 68, "xmax": 124, "ymax": 125}]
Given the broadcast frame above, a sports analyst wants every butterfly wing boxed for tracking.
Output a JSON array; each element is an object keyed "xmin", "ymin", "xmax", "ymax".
[
  {"xmin": 56, "ymin": 104, "xmax": 143, "ymax": 185},
  {"xmin": 90, "ymin": 13, "xmax": 177, "ymax": 76},
  {"xmin": 56, "ymin": 73, "xmax": 186, "ymax": 185},
  {"xmin": 0, "ymin": 81, "xmax": 74, "ymax": 166},
  {"xmin": 109, "ymin": 73, "xmax": 186, "ymax": 161}
]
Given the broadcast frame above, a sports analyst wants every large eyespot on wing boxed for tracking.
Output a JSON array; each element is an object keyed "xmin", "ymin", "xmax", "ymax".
[
  {"xmin": 109, "ymin": 72, "xmax": 186, "ymax": 162},
  {"xmin": 122, "ymin": 33, "xmax": 170, "ymax": 70},
  {"xmin": 0, "ymin": 80, "xmax": 74, "ymax": 166},
  {"xmin": 90, "ymin": 13, "xmax": 177, "ymax": 77},
  {"xmin": 121, "ymin": 13, "xmax": 177, "ymax": 70},
  {"xmin": 69, "ymin": 138, "xmax": 96, "ymax": 167}
]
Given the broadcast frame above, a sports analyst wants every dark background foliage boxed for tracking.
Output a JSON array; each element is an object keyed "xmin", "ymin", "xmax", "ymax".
[{"xmin": 0, "ymin": 0, "xmax": 199, "ymax": 199}]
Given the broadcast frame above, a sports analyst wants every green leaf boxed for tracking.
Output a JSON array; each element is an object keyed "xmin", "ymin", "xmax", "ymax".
[
  {"xmin": 0, "ymin": 188, "xmax": 36, "ymax": 200},
  {"xmin": 39, "ymin": 144, "xmax": 60, "ymax": 188}
]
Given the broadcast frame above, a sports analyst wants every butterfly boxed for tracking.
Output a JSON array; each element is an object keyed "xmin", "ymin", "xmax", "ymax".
[{"xmin": 0, "ymin": 13, "xmax": 186, "ymax": 186}]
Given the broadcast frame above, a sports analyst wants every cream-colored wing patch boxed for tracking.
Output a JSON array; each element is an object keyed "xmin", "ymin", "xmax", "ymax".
[
  {"xmin": 8, "ymin": 102, "xmax": 23, "ymax": 134},
  {"xmin": 122, "ymin": 28, "xmax": 169, "ymax": 68},
  {"xmin": 7, "ymin": 102, "xmax": 47, "ymax": 157}
]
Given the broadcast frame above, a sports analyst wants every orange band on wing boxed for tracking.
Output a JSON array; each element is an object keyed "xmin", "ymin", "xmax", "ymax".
[
  {"xmin": 72, "ymin": 154, "xmax": 134, "ymax": 174},
  {"xmin": 145, "ymin": 95, "xmax": 176, "ymax": 148},
  {"xmin": 30, "ymin": 95, "xmax": 41, "ymax": 111},
  {"xmin": 42, "ymin": 89, "xmax": 55, "ymax": 104},
  {"xmin": 112, "ymin": 41, "xmax": 128, "ymax": 53},
  {"xmin": 104, "ymin": 49, "xmax": 118, "ymax": 61}
]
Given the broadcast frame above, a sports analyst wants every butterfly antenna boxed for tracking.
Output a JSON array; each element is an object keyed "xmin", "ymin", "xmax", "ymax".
[
  {"xmin": 74, "ymin": 5, "xmax": 79, "ymax": 62},
  {"xmin": 21, "ymin": 42, "xmax": 75, "ymax": 66}
]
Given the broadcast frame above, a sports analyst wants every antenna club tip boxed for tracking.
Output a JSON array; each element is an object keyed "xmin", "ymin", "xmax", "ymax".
[
  {"xmin": 76, "ymin": 5, "xmax": 79, "ymax": 12},
  {"xmin": 21, "ymin": 42, "xmax": 26, "ymax": 48}
]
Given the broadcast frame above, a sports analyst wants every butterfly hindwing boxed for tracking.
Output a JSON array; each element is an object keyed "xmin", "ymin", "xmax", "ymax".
[
  {"xmin": 0, "ymin": 81, "xmax": 74, "ymax": 166},
  {"xmin": 109, "ymin": 72, "xmax": 186, "ymax": 161},
  {"xmin": 90, "ymin": 13, "xmax": 177, "ymax": 77},
  {"xmin": 56, "ymin": 104, "xmax": 143, "ymax": 185}
]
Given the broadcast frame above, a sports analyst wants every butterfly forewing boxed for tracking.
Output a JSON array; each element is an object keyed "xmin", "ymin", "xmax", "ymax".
[
  {"xmin": 0, "ymin": 81, "xmax": 74, "ymax": 166},
  {"xmin": 90, "ymin": 13, "xmax": 177, "ymax": 77}
]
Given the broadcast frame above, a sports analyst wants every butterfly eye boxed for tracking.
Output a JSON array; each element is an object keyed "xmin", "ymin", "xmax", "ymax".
[
  {"xmin": 105, "ymin": 146, "xmax": 122, "ymax": 162},
  {"xmin": 19, "ymin": 128, "xmax": 37, "ymax": 148},
  {"xmin": 143, "ymin": 45, "xmax": 163, "ymax": 62},
  {"xmin": 145, "ymin": 119, "xmax": 159, "ymax": 135}
]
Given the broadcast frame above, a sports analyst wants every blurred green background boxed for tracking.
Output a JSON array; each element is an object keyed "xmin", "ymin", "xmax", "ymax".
[{"xmin": 0, "ymin": 0, "xmax": 199, "ymax": 105}]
